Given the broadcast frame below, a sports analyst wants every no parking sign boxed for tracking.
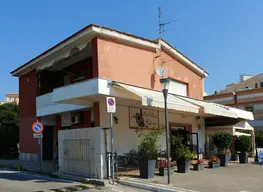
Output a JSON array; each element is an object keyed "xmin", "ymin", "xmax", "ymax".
[{"xmin": 106, "ymin": 97, "xmax": 116, "ymax": 113}]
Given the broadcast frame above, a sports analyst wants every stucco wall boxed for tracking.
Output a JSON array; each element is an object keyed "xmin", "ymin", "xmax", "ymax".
[
  {"xmin": 99, "ymin": 101, "xmax": 206, "ymax": 155},
  {"xmin": 96, "ymin": 38, "xmax": 204, "ymax": 99}
]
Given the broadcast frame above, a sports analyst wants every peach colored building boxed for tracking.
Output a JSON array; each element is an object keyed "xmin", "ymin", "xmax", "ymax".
[{"xmin": 11, "ymin": 24, "xmax": 253, "ymax": 178}]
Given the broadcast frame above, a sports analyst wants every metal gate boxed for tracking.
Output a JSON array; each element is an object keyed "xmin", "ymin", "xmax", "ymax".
[{"xmin": 63, "ymin": 139, "xmax": 94, "ymax": 177}]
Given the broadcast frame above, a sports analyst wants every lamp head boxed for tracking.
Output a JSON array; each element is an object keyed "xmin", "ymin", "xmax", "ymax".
[{"xmin": 160, "ymin": 78, "xmax": 170, "ymax": 90}]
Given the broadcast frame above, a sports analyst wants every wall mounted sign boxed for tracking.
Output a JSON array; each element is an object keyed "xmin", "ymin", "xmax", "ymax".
[{"xmin": 129, "ymin": 107, "xmax": 159, "ymax": 130}]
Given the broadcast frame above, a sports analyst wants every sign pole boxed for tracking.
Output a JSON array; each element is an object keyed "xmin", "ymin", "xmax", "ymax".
[
  {"xmin": 32, "ymin": 121, "xmax": 44, "ymax": 172},
  {"xmin": 110, "ymin": 112, "xmax": 115, "ymax": 184},
  {"xmin": 38, "ymin": 137, "xmax": 42, "ymax": 172},
  {"xmin": 106, "ymin": 97, "xmax": 116, "ymax": 185}
]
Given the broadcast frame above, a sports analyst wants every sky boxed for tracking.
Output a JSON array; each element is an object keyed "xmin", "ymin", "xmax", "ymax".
[{"xmin": 1, "ymin": 0, "xmax": 263, "ymax": 100}]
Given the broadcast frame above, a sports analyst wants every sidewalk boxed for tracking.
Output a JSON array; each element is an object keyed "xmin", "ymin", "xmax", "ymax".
[{"xmin": 119, "ymin": 160, "xmax": 263, "ymax": 192}]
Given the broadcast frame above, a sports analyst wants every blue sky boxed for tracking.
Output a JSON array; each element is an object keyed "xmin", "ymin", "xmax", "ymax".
[{"xmin": 1, "ymin": 0, "xmax": 262, "ymax": 100}]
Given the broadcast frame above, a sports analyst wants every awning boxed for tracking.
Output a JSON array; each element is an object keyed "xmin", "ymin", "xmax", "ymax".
[
  {"xmin": 228, "ymin": 107, "xmax": 254, "ymax": 120},
  {"xmin": 113, "ymin": 82, "xmax": 200, "ymax": 114},
  {"xmin": 235, "ymin": 132, "xmax": 251, "ymax": 137},
  {"xmin": 112, "ymin": 82, "xmax": 253, "ymax": 120},
  {"xmin": 233, "ymin": 121, "xmax": 254, "ymax": 131},
  {"xmin": 206, "ymin": 121, "xmax": 254, "ymax": 136},
  {"xmin": 177, "ymin": 96, "xmax": 238, "ymax": 118}
]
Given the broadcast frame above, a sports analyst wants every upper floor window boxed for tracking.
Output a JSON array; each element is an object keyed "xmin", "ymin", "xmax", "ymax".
[
  {"xmin": 260, "ymin": 82, "xmax": 263, "ymax": 88},
  {"xmin": 168, "ymin": 79, "xmax": 187, "ymax": 96}
]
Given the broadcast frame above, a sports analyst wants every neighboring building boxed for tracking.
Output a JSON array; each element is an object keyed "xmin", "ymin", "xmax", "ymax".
[
  {"xmin": 217, "ymin": 74, "xmax": 263, "ymax": 94},
  {"xmin": 11, "ymin": 24, "xmax": 253, "ymax": 179},
  {"xmin": 205, "ymin": 74, "xmax": 263, "ymax": 131},
  {"xmin": 0, "ymin": 93, "xmax": 19, "ymax": 105}
]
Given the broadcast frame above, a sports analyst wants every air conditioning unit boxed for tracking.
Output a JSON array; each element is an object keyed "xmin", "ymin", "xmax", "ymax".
[{"xmin": 71, "ymin": 114, "xmax": 80, "ymax": 124}]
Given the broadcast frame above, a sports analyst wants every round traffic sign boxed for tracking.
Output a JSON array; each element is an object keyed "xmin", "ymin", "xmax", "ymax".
[
  {"xmin": 32, "ymin": 122, "xmax": 44, "ymax": 134},
  {"xmin": 108, "ymin": 98, "xmax": 115, "ymax": 106}
]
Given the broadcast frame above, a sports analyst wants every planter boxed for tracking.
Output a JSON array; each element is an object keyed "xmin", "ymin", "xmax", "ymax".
[
  {"xmin": 208, "ymin": 162, "xmax": 220, "ymax": 168},
  {"xmin": 139, "ymin": 160, "xmax": 156, "ymax": 179},
  {"xmin": 159, "ymin": 168, "xmax": 174, "ymax": 176},
  {"xmin": 176, "ymin": 158, "xmax": 190, "ymax": 173},
  {"xmin": 238, "ymin": 153, "xmax": 248, "ymax": 164},
  {"xmin": 231, "ymin": 154, "xmax": 239, "ymax": 161},
  {"xmin": 217, "ymin": 154, "xmax": 230, "ymax": 167},
  {"xmin": 193, "ymin": 163, "xmax": 204, "ymax": 171}
]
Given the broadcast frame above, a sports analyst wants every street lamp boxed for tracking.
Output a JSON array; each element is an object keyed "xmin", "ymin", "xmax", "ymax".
[{"xmin": 160, "ymin": 77, "xmax": 170, "ymax": 184}]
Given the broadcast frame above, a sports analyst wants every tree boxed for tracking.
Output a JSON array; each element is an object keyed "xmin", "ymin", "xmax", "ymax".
[
  {"xmin": 212, "ymin": 132, "xmax": 232, "ymax": 154},
  {"xmin": 0, "ymin": 103, "xmax": 19, "ymax": 158}
]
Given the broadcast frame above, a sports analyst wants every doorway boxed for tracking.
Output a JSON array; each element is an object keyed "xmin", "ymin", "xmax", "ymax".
[
  {"xmin": 42, "ymin": 126, "xmax": 54, "ymax": 160},
  {"xmin": 170, "ymin": 123, "xmax": 199, "ymax": 159}
]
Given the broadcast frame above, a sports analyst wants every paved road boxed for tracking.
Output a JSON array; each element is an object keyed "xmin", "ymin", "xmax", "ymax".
[{"xmin": 0, "ymin": 169, "xmax": 148, "ymax": 192}]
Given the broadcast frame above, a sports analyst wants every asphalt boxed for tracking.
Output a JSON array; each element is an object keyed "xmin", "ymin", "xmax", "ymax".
[{"xmin": 0, "ymin": 169, "xmax": 149, "ymax": 192}]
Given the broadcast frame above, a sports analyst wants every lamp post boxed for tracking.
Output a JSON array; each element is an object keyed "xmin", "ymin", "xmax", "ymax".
[{"xmin": 160, "ymin": 78, "xmax": 170, "ymax": 184}]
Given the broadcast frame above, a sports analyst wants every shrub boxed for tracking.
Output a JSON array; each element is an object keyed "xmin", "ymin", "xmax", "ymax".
[
  {"xmin": 137, "ymin": 130, "xmax": 162, "ymax": 160},
  {"xmin": 255, "ymin": 131, "xmax": 263, "ymax": 147},
  {"xmin": 212, "ymin": 132, "xmax": 232, "ymax": 154},
  {"xmin": 171, "ymin": 133, "xmax": 196, "ymax": 160},
  {"xmin": 235, "ymin": 135, "xmax": 251, "ymax": 153}
]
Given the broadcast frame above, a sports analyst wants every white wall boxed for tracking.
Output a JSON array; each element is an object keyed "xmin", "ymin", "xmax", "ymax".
[
  {"xmin": 37, "ymin": 92, "xmax": 87, "ymax": 117},
  {"xmin": 58, "ymin": 127, "xmax": 106, "ymax": 179},
  {"xmin": 100, "ymin": 101, "xmax": 206, "ymax": 155}
]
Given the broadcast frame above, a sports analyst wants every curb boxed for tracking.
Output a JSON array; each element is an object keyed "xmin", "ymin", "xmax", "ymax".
[
  {"xmin": 119, "ymin": 179, "xmax": 200, "ymax": 192},
  {"xmin": 58, "ymin": 174, "xmax": 107, "ymax": 187}
]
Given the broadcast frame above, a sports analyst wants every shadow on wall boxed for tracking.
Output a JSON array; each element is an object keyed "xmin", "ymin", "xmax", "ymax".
[{"xmin": 150, "ymin": 73, "xmax": 156, "ymax": 89}]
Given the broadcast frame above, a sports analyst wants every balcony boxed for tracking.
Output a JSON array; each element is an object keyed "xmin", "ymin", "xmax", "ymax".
[{"xmin": 36, "ymin": 92, "xmax": 88, "ymax": 117}]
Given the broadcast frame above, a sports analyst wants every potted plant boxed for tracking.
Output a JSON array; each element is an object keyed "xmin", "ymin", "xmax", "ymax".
[
  {"xmin": 137, "ymin": 130, "xmax": 162, "ymax": 179},
  {"xmin": 212, "ymin": 132, "xmax": 232, "ymax": 167},
  {"xmin": 171, "ymin": 133, "xmax": 195, "ymax": 173},
  {"xmin": 193, "ymin": 159, "xmax": 205, "ymax": 171},
  {"xmin": 231, "ymin": 136, "xmax": 239, "ymax": 161},
  {"xmin": 157, "ymin": 158, "xmax": 173, "ymax": 176},
  {"xmin": 208, "ymin": 156, "xmax": 220, "ymax": 168},
  {"xmin": 235, "ymin": 135, "xmax": 252, "ymax": 164}
]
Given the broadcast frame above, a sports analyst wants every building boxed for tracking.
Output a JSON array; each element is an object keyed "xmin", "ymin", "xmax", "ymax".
[
  {"xmin": 216, "ymin": 74, "xmax": 263, "ymax": 94},
  {"xmin": 205, "ymin": 74, "xmax": 263, "ymax": 131},
  {"xmin": 0, "ymin": 93, "xmax": 19, "ymax": 105},
  {"xmin": 11, "ymin": 24, "xmax": 253, "ymax": 179}
]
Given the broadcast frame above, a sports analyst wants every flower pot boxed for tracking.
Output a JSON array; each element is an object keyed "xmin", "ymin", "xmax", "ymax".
[
  {"xmin": 208, "ymin": 162, "xmax": 220, "ymax": 168},
  {"xmin": 159, "ymin": 168, "xmax": 174, "ymax": 176},
  {"xmin": 238, "ymin": 153, "xmax": 248, "ymax": 164},
  {"xmin": 231, "ymin": 154, "xmax": 239, "ymax": 161},
  {"xmin": 193, "ymin": 164, "xmax": 204, "ymax": 171},
  {"xmin": 176, "ymin": 158, "xmax": 190, "ymax": 173},
  {"xmin": 217, "ymin": 154, "xmax": 230, "ymax": 167},
  {"xmin": 139, "ymin": 160, "xmax": 156, "ymax": 179}
]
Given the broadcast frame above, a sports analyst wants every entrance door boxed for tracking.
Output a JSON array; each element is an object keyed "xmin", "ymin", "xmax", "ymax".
[
  {"xmin": 187, "ymin": 133, "xmax": 199, "ymax": 155},
  {"xmin": 42, "ymin": 126, "xmax": 54, "ymax": 160},
  {"xmin": 170, "ymin": 124, "xmax": 199, "ymax": 159}
]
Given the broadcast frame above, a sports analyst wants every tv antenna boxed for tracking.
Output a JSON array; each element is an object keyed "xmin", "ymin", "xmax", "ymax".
[
  {"xmin": 158, "ymin": 7, "xmax": 177, "ymax": 38},
  {"xmin": 155, "ymin": 7, "xmax": 176, "ymax": 78}
]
